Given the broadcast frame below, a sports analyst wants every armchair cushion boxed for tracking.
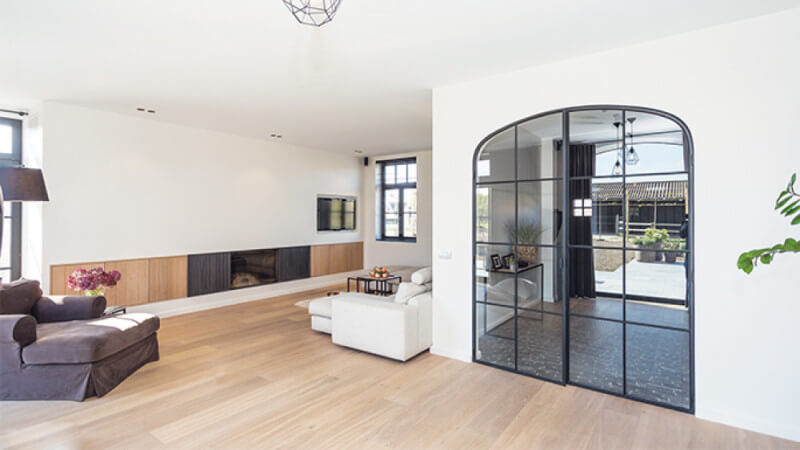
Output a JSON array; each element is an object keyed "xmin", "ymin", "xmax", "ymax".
[
  {"xmin": 0, "ymin": 279, "xmax": 43, "ymax": 315},
  {"xmin": 33, "ymin": 295, "xmax": 107, "ymax": 323},
  {"xmin": 22, "ymin": 313, "xmax": 159, "ymax": 365},
  {"xmin": 0, "ymin": 314, "xmax": 36, "ymax": 346}
]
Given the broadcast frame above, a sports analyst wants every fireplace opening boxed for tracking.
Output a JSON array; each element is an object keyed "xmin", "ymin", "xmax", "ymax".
[{"xmin": 231, "ymin": 249, "xmax": 277, "ymax": 289}]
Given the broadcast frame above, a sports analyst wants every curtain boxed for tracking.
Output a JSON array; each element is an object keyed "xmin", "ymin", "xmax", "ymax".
[{"xmin": 569, "ymin": 144, "xmax": 597, "ymax": 298}]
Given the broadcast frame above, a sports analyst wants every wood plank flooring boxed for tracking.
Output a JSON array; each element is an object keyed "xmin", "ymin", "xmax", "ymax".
[{"xmin": 1, "ymin": 286, "xmax": 796, "ymax": 449}]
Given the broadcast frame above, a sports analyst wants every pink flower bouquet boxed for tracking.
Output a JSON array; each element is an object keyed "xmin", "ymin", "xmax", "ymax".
[{"xmin": 67, "ymin": 267, "xmax": 122, "ymax": 296}]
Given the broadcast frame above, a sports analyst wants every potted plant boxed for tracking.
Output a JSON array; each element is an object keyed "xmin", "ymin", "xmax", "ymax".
[
  {"xmin": 631, "ymin": 234, "xmax": 659, "ymax": 262},
  {"xmin": 663, "ymin": 239, "xmax": 683, "ymax": 263},
  {"xmin": 505, "ymin": 219, "xmax": 545, "ymax": 263}
]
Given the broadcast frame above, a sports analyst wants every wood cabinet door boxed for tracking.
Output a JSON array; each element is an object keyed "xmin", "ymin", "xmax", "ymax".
[
  {"xmin": 149, "ymin": 256, "xmax": 188, "ymax": 302},
  {"xmin": 103, "ymin": 259, "xmax": 150, "ymax": 306}
]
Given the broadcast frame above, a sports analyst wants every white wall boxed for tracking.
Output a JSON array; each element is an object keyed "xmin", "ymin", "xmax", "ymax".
[
  {"xmin": 432, "ymin": 8, "xmax": 800, "ymax": 442},
  {"xmin": 35, "ymin": 102, "xmax": 362, "ymax": 290},
  {"xmin": 361, "ymin": 150, "xmax": 433, "ymax": 269}
]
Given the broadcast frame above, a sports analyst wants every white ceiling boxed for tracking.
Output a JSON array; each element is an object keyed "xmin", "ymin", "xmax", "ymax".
[{"xmin": 0, "ymin": 0, "xmax": 797, "ymax": 156}]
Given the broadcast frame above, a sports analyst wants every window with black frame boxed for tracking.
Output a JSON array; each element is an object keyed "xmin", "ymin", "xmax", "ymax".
[
  {"xmin": 376, "ymin": 158, "xmax": 417, "ymax": 242},
  {"xmin": 0, "ymin": 116, "xmax": 23, "ymax": 282}
]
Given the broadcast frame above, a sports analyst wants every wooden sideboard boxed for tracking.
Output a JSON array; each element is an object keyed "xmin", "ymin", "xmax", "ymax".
[{"xmin": 49, "ymin": 242, "xmax": 363, "ymax": 307}]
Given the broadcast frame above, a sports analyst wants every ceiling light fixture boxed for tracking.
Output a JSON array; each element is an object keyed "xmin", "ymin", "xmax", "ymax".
[
  {"xmin": 626, "ymin": 117, "xmax": 640, "ymax": 165},
  {"xmin": 136, "ymin": 107, "xmax": 156, "ymax": 114},
  {"xmin": 612, "ymin": 121, "xmax": 623, "ymax": 176},
  {"xmin": 282, "ymin": 0, "xmax": 342, "ymax": 27},
  {"xmin": 270, "ymin": 133, "xmax": 283, "ymax": 139}
]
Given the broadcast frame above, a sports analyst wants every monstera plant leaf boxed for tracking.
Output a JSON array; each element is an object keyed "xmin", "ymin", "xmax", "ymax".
[{"xmin": 738, "ymin": 173, "xmax": 800, "ymax": 273}]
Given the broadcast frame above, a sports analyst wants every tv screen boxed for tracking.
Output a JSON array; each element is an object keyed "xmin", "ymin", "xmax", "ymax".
[{"xmin": 317, "ymin": 197, "xmax": 356, "ymax": 231}]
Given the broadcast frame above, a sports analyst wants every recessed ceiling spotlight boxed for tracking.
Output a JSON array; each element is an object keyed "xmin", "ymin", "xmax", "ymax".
[
  {"xmin": 353, "ymin": 149, "xmax": 363, "ymax": 154},
  {"xmin": 270, "ymin": 133, "xmax": 283, "ymax": 139},
  {"xmin": 136, "ymin": 107, "xmax": 156, "ymax": 114}
]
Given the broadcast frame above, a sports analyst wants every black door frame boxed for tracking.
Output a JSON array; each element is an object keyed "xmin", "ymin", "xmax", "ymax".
[{"xmin": 471, "ymin": 104, "xmax": 695, "ymax": 414}]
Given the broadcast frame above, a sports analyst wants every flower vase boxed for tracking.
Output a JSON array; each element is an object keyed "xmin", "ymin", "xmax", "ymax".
[{"xmin": 85, "ymin": 289, "xmax": 104, "ymax": 297}]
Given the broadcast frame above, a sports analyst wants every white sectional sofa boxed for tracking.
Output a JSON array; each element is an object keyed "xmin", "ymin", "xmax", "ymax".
[{"xmin": 308, "ymin": 267, "xmax": 432, "ymax": 361}]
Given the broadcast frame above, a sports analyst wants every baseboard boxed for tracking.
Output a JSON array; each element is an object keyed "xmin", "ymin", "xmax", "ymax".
[
  {"xmin": 696, "ymin": 407, "xmax": 800, "ymax": 443},
  {"xmin": 430, "ymin": 345, "xmax": 472, "ymax": 363},
  {"xmin": 128, "ymin": 271, "xmax": 362, "ymax": 318}
]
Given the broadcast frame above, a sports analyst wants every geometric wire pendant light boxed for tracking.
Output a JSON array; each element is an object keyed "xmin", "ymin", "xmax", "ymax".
[{"xmin": 282, "ymin": 0, "xmax": 343, "ymax": 27}]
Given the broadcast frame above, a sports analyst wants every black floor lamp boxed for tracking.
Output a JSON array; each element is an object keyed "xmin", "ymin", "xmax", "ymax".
[{"xmin": 0, "ymin": 166, "xmax": 49, "ymax": 283}]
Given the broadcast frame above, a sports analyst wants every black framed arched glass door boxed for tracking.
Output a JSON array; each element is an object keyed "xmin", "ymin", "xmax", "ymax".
[{"xmin": 472, "ymin": 106, "xmax": 693, "ymax": 412}]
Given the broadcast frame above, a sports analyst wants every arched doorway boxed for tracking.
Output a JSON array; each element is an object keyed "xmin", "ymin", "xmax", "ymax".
[{"xmin": 472, "ymin": 106, "xmax": 694, "ymax": 412}]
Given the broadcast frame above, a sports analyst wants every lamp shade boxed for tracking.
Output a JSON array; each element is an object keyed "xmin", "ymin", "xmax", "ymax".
[{"xmin": 0, "ymin": 167, "xmax": 49, "ymax": 202}]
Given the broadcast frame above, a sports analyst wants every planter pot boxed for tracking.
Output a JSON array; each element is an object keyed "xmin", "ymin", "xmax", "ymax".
[
  {"xmin": 664, "ymin": 252, "xmax": 677, "ymax": 263},
  {"xmin": 654, "ymin": 242, "xmax": 665, "ymax": 261},
  {"xmin": 517, "ymin": 246, "xmax": 538, "ymax": 263},
  {"xmin": 636, "ymin": 245, "xmax": 658, "ymax": 262}
]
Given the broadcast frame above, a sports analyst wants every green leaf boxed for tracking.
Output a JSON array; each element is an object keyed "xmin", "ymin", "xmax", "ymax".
[
  {"xmin": 781, "ymin": 199, "xmax": 800, "ymax": 215},
  {"xmin": 792, "ymin": 173, "xmax": 797, "ymax": 187},
  {"xmin": 760, "ymin": 254, "xmax": 773, "ymax": 264},
  {"xmin": 776, "ymin": 190, "xmax": 790, "ymax": 207},
  {"xmin": 776, "ymin": 196, "xmax": 792, "ymax": 210},
  {"xmin": 786, "ymin": 204, "xmax": 800, "ymax": 216},
  {"xmin": 793, "ymin": 214, "xmax": 800, "ymax": 225}
]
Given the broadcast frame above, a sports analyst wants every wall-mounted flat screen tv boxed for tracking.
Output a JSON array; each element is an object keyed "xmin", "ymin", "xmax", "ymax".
[{"xmin": 317, "ymin": 196, "xmax": 356, "ymax": 231}]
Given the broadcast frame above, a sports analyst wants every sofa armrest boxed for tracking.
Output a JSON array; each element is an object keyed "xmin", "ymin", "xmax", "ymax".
[
  {"xmin": 331, "ymin": 296, "xmax": 419, "ymax": 361},
  {"xmin": 0, "ymin": 314, "xmax": 36, "ymax": 346},
  {"xmin": 32, "ymin": 295, "xmax": 107, "ymax": 323}
]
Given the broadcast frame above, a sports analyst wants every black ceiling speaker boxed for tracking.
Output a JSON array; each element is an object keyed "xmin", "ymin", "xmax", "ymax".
[{"xmin": 363, "ymin": 157, "xmax": 369, "ymax": 166}]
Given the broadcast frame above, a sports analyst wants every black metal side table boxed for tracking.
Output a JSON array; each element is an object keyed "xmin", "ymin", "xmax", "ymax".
[{"xmin": 347, "ymin": 275, "xmax": 401, "ymax": 296}]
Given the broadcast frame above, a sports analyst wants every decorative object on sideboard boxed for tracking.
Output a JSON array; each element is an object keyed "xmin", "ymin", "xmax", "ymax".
[
  {"xmin": 505, "ymin": 218, "xmax": 544, "ymax": 263},
  {"xmin": 283, "ymin": 0, "xmax": 343, "ymax": 27},
  {"xmin": 369, "ymin": 266, "xmax": 390, "ymax": 278},
  {"xmin": 0, "ymin": 166, "xmax": 49, "ymax": 283},
  {"xmin": 67, "ymin": 267, "xmax": 122, "ymax": 296}
]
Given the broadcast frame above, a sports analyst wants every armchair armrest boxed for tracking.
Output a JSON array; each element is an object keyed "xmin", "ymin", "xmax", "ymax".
[
  {"xmin": 32, "ymin": 295, "xmax": 107, "ymax": 323},
  {"xmin": 0, "ymin": 314, "xmax": 36, "ymax": 346}
]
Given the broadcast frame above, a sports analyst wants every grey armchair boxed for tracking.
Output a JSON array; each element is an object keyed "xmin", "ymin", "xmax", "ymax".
[{"xmin": 0, "ymin": 279, "xmax": 160, "ymax": 401}]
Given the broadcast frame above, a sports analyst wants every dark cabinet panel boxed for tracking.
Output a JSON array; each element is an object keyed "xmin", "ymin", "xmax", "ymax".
[
  {"xmin": 277, "ymin": 246, "xmax": 310, "ymax": 282},
  {"xmin": 188, "ymin": 252, "xmax": 231, "ymax": 296}
]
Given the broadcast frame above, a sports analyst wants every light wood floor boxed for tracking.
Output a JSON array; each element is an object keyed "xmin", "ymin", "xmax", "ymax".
[{"xmin": 1, "ymin": 286, "xmax": 796, "ymax": 449}]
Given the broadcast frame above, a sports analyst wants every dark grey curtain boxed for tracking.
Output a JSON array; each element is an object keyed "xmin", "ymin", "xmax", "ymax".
[{"xmin": 569, "ymin": 144, "xmax": 596, "ymax": 298}]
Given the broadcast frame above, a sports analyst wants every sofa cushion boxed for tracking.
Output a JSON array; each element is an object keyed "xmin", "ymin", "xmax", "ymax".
[
  {"xmin": 410, "ymin": 267, "xmax": 432, "ymax": 285},
  {"xmin": 0, "ymin": 279, "xmax": 43, "ymax": 315},
  {"xmin": 394, "ymin": 282, "xmax": 429, "ymax": 305},
  {"xmin": 22, "ymin": 313, "xmax": 160, "ymax": 365}
]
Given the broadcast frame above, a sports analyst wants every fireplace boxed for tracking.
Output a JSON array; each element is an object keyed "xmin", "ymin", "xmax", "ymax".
[{"xmin": 230, "ymin": 249, "xmax": 277, "ymax": 289}]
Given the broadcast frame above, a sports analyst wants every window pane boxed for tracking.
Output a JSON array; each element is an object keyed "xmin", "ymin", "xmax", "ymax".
[
  {"xmin": 403, "ymin": 188, "xmax": 417, "ymax": 213},
  {"xmin": 0, "ymin": 124, "xmax": 12, "ymax": 154},
  {"xmin": 0, "ymin": 217, "xmax": 10, "ymax": 268},
  {"xmin": 407, "ymin": 163, "xmax": 417, "ymax": 183},
  {"xmin": 384, "ymin": 213, "xmax": 399, "ymax": 237},
  {"xmin": 396, "ymin": 164, "xmax": 407, "ymax": 184},
  {"xmin": 624, "ymin": 173, "xmax": 689, "ymax": 245},
  {"xmin": 384, "ymin": 165, "xmax": 396, "ymax": 185},
  {"xmin": 517, "ymin": 246, "xmax": 563, "ymax": 314},
  {"xmin": 475, "ymin": 303, "xmax": 515, "ymax": 369},
  {"xmin": 477, "ymin": 127, "xmax": 515, "ymax": 183},
  {"xmin": 623, "ymin": 112, "xmax": 687, "ymax": 175},
  {"xmin": 475, "ymin": 243, "xmax": 516, "ymax": 305},
  {"xmin": 384, "ymin": 189, "xmax": 399, "ymax": 213},
  {"xmin": 517, "ymin": 311, "xmax": 562, "ymax": 382},
  {"xmin": 474, "ymin": 182, "xmax": 514, "ymax": 243},
  {"xmin": 569, "ymin": 109, "xmax": 624, "ymax": 176},
  {"xmin": 569, "ymin": 316, "xmax": 623, "ymax": 394},
  {"xmin": 518, "ymin": 180, "xmax": 563, "ymax": 245},
  {"xmin": 0, "ymin": 269, "xmax": 10, "ymax": 283},
  {"xmin": 517, "ymin": 113, "xmax": 563, "ymax": 180},
  {"xmin": 569, "ymin": 248, "xmax": 623, "ymax": 321},
  {"xmin": 403, "ymin": 213, "xmax": 417, "ymax": 238},
  {"xmin": 626, "ymin": 324, "xmax": 690, "ymax": 409}
]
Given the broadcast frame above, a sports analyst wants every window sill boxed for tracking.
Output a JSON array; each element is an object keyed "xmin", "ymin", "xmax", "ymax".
[{"xmin": 377, "ymin": 238, "xmax": 417, "ymax": 243}]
